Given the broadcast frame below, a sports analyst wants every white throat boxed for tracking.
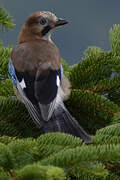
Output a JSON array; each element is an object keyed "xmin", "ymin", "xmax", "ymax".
[
  {"xmin": 42, "ymin": 28, "xmax": 55, "ymax": 42},
  {"xmin": 43, "ymin": 32, "xmax": 52, "ymax": 41}
]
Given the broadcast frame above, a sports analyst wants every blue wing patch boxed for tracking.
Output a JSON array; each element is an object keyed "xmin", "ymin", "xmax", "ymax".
[
  {"xmin": 8, "ymin": 59, "xmax": 63, "ymax": 96},
  {"xmin": 60, "ymin": 64, "xmax": 63, "ymax": 81},
  {"xmin": 8, "ymin": 60, "xmax": 17, "ymax": 87}
]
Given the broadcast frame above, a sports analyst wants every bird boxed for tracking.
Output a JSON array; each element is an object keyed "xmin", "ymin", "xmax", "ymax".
[{"xmin": 8, "ymin": 11, "xmax": 92, "ymax": 144}]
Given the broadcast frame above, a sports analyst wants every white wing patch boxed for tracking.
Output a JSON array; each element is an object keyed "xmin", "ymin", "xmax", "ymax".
[
  {"xmin": 19, "ymin": 78, "xmax": 26, "ymax": 89},
  {"xmin": 56, "ymin": 75, "xmax": 60, "ymax": 87}
]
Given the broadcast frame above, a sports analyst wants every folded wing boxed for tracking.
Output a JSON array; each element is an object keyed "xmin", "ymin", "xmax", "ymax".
[{"xmin": 8, "ymin": 59, "xmax": 62, "ymax": 127}]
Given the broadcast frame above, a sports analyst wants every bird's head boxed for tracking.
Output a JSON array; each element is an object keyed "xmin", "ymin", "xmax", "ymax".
[{"xmin": 18, "ymin": 11, "xmax": 68, "ymax": 43}]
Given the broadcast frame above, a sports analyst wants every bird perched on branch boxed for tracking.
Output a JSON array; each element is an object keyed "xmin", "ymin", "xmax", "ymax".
[{"xmin": 9, "ymin": 11, "xmax": 92, "ymax": 143}]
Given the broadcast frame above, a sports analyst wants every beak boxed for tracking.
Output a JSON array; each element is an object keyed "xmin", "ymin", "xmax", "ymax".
[{"xmin": 55, "ymin": 18, "xmax": 69, "ymax": 27}]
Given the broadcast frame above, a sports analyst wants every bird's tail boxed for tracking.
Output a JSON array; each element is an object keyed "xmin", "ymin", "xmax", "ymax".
[{"xmin": 42, "ymin": 103, "xmax": 92, "ymax": 144}]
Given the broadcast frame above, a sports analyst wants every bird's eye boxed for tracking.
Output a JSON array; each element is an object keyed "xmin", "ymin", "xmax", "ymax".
[{"xmin": 39, "ymin": 18, "xmax": 47, "ymax": 25}]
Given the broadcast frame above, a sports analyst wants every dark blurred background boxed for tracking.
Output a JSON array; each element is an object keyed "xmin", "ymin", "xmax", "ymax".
[{"xmin": 0, "ymin": 0, "xmax": 120, "ymax": 65}]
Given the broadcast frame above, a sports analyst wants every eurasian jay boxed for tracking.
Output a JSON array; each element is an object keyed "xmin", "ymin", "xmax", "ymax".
[{"xmin": 8, "ymin": 11, "xmax": 92, "ymax": 143}]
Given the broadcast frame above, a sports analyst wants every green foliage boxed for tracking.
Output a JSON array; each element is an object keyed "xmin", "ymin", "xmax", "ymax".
[
  {"xmin": 61, "ymin": 58, "xmax": 70, "ymax": 77},
  {"xmin": 0, "ymin": 46, "xmax": 12, "ymax": 80},
  {"xmin": 69, "ymin": 162, "xmax": 109, "ymax": 180},
  {"xmin": 0, "ymin": 7, "xmax": 15, "ymax": 30},
  {"xmin": 96, "ymin": 123, "xmax": 120, "ymax": 137},
  {"xmin": 0, "ymin": 135, "xmax": 16, "ymax": 144},
  {"xmin": 109, "ymin": 24, "xmax": 120, "ymax": 54},
  {"xmin": 66, "ymin": 89, "xmax": 119, "ymax": 133},
  {"xmin": 40, "ymin": 143, "xmax": 120, "ymax": 167},
  {"xmin": 0, "ymin": 143, "xmax": 15, "ymax": 170},
  {"xmin": 61, "ymin": 58, "xmax": 69, "ymax": 72},
  {"xmin": 0, "ymin": 133, "xmax": 119, "ymax": 179},
  {"xmin": 0, "ymin": 167, "xmax": 10, "ymax": 180},
  {"xmin": 1, "ymin": 6, "xmax": 120, "ymax": 180},
  {"xmin": 69, "ymin": 51, "xmax": 120, "ymax": 91},
  {"xmin": 84, "ymin": 46, "xmax": 103, "ymax": 58},
  {"xmin": 0, "ymin": 96, "xmax": 42, "ymax": 137},
  {"xmin": 0, "ymin": 79, "xmax": 14, "ymax": 96},
  {"xmin": 16, "ymin": 164, "xmax": 66, "ymax": 180}
]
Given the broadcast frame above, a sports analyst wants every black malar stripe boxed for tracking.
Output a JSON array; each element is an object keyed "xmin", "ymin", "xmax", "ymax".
[{"xmin": 41, "ymin": 25, "xmax": 51, "ymax": 36}]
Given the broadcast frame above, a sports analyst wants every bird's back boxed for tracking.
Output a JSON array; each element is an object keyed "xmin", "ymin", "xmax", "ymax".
[{"xmin": 11, "ymin": 39, "xmax": 61, "ymax": 75}]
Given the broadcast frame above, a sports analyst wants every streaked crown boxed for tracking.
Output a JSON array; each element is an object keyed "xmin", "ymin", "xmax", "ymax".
[{"xmin": 18, "ymin": 11, "xmax": 68, "ymax": 43}]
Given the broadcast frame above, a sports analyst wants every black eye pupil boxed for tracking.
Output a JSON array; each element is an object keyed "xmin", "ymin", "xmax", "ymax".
[{"xmin": 40, "ymin": 18, "xmax": 47, "ymax": 25}]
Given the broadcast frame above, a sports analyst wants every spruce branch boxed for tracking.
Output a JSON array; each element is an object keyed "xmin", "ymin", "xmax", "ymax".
[
  {"xmin": 88, "ymin": 75, "xmax": 120, "ymax": 94},
  {"xmin": 15, "ymin": 164, "xmax": 66, "ymax": 180},
  {"xmin": 0, "ymin": 120, "xmax": 22, "ymax": 137},
  {"xmin": 84, "ymin": 46, "xmax": 103, "ymax": 58},
  {"xmin": 0, "ymin": 46, "xmax": 12, "ymax": 80},
  {"xmin": 40, "ymin": 143, "xmax": 120, "ymax": 178},
  {"xmin": 96, "ymin": 123, "xmax": 120, "ymax": 137},
  {"xmin": 0, "ymin": 96, "xmax": 29, "ymax": 122},
  {"xmin": 111, "ymin": 112, "xmax": 120, "ymax": 124},
  {"xmin": 107, "ymin": 88, "xmax": 120, "ymax": 106},
  {"xmin": 0, "ymin": 142, "xmax": 15, "ymax": 171},
  {"xmin": 0, "ymin": 79, "xmax": 14, "ymax": 96},
  {"xmin": 93, "ymin": 134, "xmax": 120, "ymax": 145},
  {"xmin": 69, "ymin": 51, "xmax": 120, "ymax": 90},
  {"xmin": 0, "ymin": 96, "xmax": 41, "ymax": 138},
  {"xmin": 0, "ymin": 167, "xmax": 11, "ymax": 179},
  {"xmin": 36, "ymin": 132, "xmax": 83, "ymax": 148},
  {"xmin": 0, "ymin": 7, "xmax": 15, "ymax": 31},
  {"xmin": 109, "ymin": 24, "xmax": 120, "ymax": 54},
  {"xmin": 0, "ymin": 135, "xmax": 17, "ymax": 145},
  {"xmin": 68, "ymin": 162, "xmax": 108, "ymax": 180},
  {"xmin": 66, "ymin": 89, "xmax": 120, "ymax": 133}
]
